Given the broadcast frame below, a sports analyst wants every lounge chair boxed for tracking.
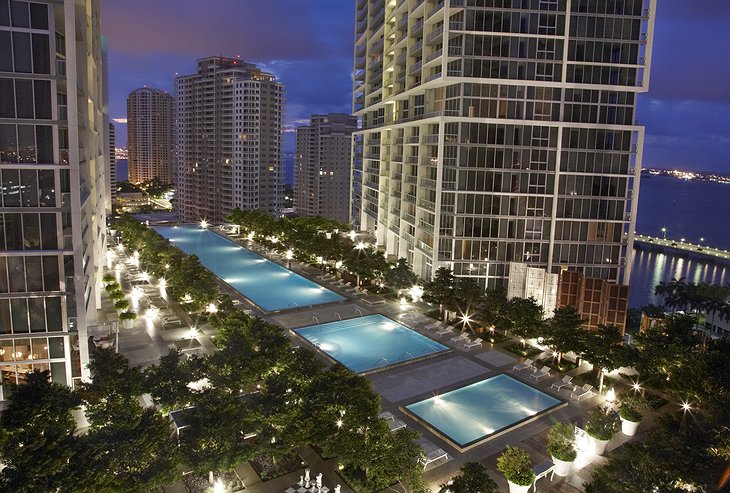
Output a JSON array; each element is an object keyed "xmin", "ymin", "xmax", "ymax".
[
  {"xmin": 388, "ymin": 418, "xmax": 406, "ymax": 432},
  {"xmin": 352, "ymin": 288, "xmax": 368, "ymax": 296},
  {"xmin": 421, "ymin": 448, "xmax": 449, "ymax": 470},
  {"xmin": 435, "ymin": 325, "xmax": 454, "ymax": 336},
  {"xmin": 450, "ymin": 332, "xmax": 469, "ymax": 344},
  {"xmin": 513, "ymin": 358, "xmax": 535, "ymax": 372},
  {"xmin": 378, "ymin": 411, "xmax": 395, "ymax": 421},
  {"xmin": 529, "ymin": 365, "xmax": 551, "ymax": 381},
  {"xmin": 570, "ymin": 384, "xmax": 595, "ymax": 401},
  {"xmin": 420, "ymin": 321, "xmax": 442, "ymax": 331},
  {"xmin": 464, "ymin": 337, "xmax": 483, "ymax": 350},
  {"xmin": 550, "ymin": 375, "xmax": 574, "ymax": 391}
]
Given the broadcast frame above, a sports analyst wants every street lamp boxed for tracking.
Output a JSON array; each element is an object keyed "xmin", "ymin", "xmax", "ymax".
[
  {"xmin": 286, "ymin": 249, "xmax": 294, "ymax": 268},
  {"xmin": 660, "ymin": 226, "xmax": 667, "ymax": 240}
]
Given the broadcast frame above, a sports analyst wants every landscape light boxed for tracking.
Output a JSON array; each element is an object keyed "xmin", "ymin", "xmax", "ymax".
[{"xmin": 200, "ymin": 220, "xmax": 208, "ymax": 229}]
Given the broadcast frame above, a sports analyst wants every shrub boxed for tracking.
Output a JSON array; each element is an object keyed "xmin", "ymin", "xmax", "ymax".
[
  {"xmin": 585, "ymin": 406, "xmax": 619, "ymax": 441},
  {"xmin": 114, "ymin": 299, "xmax": 131, "ymax": 311},
  {"xmin": 619, "ymin": 395, "xmax": 648, "ymax": 423},
  {"xmin": 547, "ymin": 422, "xmax": 577, "ymax": 462},
  {"xmin": 102, "ymin": 273, "xmax": 116, "ymax": 285},
  {"xmin": 119, "ymin": 311, "xmax": 137, "ymax": 321},
  {"xmin": 108, "ymin": 290, "xmax": 126, "ymax": 301},
  {"xmin": 496, "ymin": 446, "xmax": 535, "ymax": 486},
  {"xmin": 105, "ymin": 281, "xmax": 121, "ymax": 293}
]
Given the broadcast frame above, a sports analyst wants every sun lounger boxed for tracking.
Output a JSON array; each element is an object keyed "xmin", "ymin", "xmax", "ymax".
[
  {"xmin": 464, "ymin": 337, "xmax": 483, "ymax": 350},
  {"xmin": 513, "ymin": 358, "xmax": 535, "ymax": 371},
  {"xmin": 351, "ymin": 289, "xmax": 368, "ymax": 296},
  {"xmin": 550, "ymin": 375, "xmax": 574, "ymax": 391},
  {"xmin": 421, "ymin": 448, "xmax": 449, "ymax": 470},
  {"xmin": 421, "ymin": 321, "xmax": 443, "ymax": 331},
  {"xmin": 570, "ymin": 384, "xmax": 595, "ymax": 401},
  {"xmin": 435, "ymin": 325, "xmax": 454, "ymax": 336},
  {"xmin": 529, "ymin": 365, "xmax": 551, "ymax": 381},
  {"xmin": 388, "ymin": 418, "xmax": 406, "ymax": 432},
  {"xmin": 450, "ymin": 332, "xmax": 469, "ymax": 343},
  {"xmin": 378, "ymin": 411, "xmax": 395, "ymax": 421}
]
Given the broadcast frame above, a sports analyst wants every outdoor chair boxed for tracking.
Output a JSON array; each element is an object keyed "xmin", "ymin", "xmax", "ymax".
[
  {"xmin": 378, "ymin": 411, "xmax": 395, "ymax": 421},
  {"xmin": 435, "ymin": 325, "xmax": 454, "ymax": 336},
  {"xmin": 463, "ymin": 337, "xmax": 483, "ymax": 350},
  {"xmin": 529, "ymin": 365, "xmax": 551, "ymax": 381},
  {"xmin": 570, "ymin": 384, "xmax": 595, "ymax": 401},
  {"xmin": 421, "ymin": 449, "xmax": 449, "ymax": 470},
  {"xmin": 450, "ymin": 332, "xmax": 469, "ymax": 344},
  {"xmin": 421, "ymin": 321, "xmax": 442, "ymax": 331},
  {"xmin": 352, "ymin": 289, "xmax": 368, "ymax": 296},
  {"xmin": 513, "ymin": 358, "xmax": 535, "ymax": 372},
  {"xmin": 550, "ymin": 375, "xmax": 574, "ymax": 391}
]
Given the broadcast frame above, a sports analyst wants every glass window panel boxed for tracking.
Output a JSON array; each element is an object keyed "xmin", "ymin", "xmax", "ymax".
[
  {"xmin": 20, "ymin": 169, "xmax": 37, "ymax": 206},
  {"xmin": 48, "ymin": 336, "xmax": 63, "ymax": 358},
  {"xmin": 29, "ymin": 2, "xmax": 47, "ymax": 30},
  {"xmin": 0, "ymin": 0, "xmax": 9, "ymax": 25},
  {"xmin": 0, "ymin": 258, "xmax": 6, "ymax": 292},
  {"xmin": 31, "ymin": 337, "xmax": 48, "ymax": 359},
  {"xmin": 28, "ymin": 297, "xmax": 45, "ymax": 332},
  {"xmin": 22, "ymin": 212, "xmax": 40, "ymax": 249},
  {"xmin": 9, "ymin": 0, "xmax": 28, "ymax": 27},
  {"xmin": 7, "ymin": 255, "xmax": 24, "ymax": 292},
  {"xmin": 12, "ymin": 32, "xmax": 32, "ymax": 73},
  {"xmin": 38, "ymin": 169, "xmax": 54, "ymax": 206},
  {"xmin": 1, "ymin": 169, "xmax": 19, "ymax": 207},
  {"xmin": 0, "ymin": 124, "xmax": 18, "ymax": 164},
  {"xmin": 50, "ymin": 361, "xmax": 66, "ymax": 384},
  {"xmin": 16, "ymin": 363, "xmax": 32, "ymax": 382},
  {"xmin": 31, "ymin": 33, "xmax": 49, "ymax": 74},
  {"xmin": 1, "ymin": 365, "xmax": 16, "ymax": 389},
  {"xmin": 40, "ymin": 213, "xmax": 57, "ymax": 249},
  {"xmin": 0, "ymin": 78, "xmax": 15, "ymax": 117},
  {"xmin": 0, "ymin": 32, "xmax": 11, "ymax": 71},
  {"xmin": 31, "ymin": 362, "xmax": 48, "ymax": 374},
  {"xmin": 11, "ymin": 299, "xmax": 28, "ymax": 333},
  {"xmin": 0, "ymin": 299, "xmax": 10, "ymax": 334},
  {"xmin": 4, "ymin": 213, "xmax": 22, "ymax": 251},
  {"xmin": 42, "ymin": 255, "xmax": 58, "ymax": 290},
  {"xmin": 35, "ymin": 125, "xmax": 52, "ymax": 163},
  {"xmin": 45, "ymin": 296, "xmax": 61, "ymax": 330},
  {"xmin": 17, "ymin": 124, "xmax": 35, "ymax": 162},
  {"xmin": 33, "ymin": 80, "xmax": 51, "ymax": 119},
  {"xmin": 14, "ymin": 79, "xmax": 33, "ymax": 118},
  {"xmin": 25, "ymin": 256, "xmax": 42, "ymax": 290}
]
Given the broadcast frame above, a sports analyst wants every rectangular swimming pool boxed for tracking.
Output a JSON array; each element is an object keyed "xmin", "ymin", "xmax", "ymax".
[
  {"xmin": 154, "ymin": 225, "xmax": 344, "ymax": 312},
  {"xmin": 405, "ymin": 374, "xmax": 563, "ymax": 449},
  {"xmin": 294, "ymin": 314, "xmax": 449, "ymax": 373}
]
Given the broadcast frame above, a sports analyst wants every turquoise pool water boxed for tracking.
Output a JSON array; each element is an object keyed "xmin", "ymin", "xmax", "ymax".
[
  {"xmin": 405, "ymin": 374, "xmax": 562, "ymax": 448},
  {"xmin": 294, "ymin": 314, "xmax": 448, "ymax": 373},
  {"xmin": 154, "ymin": 226, "xmax": 344, "ymax": 312}
]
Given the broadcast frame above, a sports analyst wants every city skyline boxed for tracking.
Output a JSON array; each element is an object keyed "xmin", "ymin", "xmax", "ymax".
[{"xmin": 101, "ymin": 0, "xmax": 730, "ymax": 173}]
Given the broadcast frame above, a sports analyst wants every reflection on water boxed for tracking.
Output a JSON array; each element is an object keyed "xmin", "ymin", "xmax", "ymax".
[{"xmin": 629, "ymin": 249, "xmax": 730, "ymax": 307}]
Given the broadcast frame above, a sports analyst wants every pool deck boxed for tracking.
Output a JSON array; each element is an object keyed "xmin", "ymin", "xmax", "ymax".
[{"xmin": 102, "ymin": 229, "xmax": 658, "ymax": 493}]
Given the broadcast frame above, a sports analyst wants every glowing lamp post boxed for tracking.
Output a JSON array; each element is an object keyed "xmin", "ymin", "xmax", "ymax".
[
  {"xmin": 200, "ymin": 219, "xmax": 208, "ymax": 229},
  {"xmin": 286, "ymin": 249, "xmax": 294, "ymax": 269}
]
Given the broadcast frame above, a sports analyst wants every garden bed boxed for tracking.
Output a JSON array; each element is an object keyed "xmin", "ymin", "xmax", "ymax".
[
  {"xmin": 249, "ymin": 452, "xmax": 304, "ymax": 482},
  {"xmin": 183, "ymin": 471, "xmax": 243, "ymax": 493},
  {"xmin": 572, "ymin": 371, "xmax": 616, "ymax": 389},
  {"xmin": 505, "ymin": 342, "xmax": 543, "ymax": 358},
  {"xmin": 536, "ymin": 356, "xmax": 579, "ymax": 373},
  {"xmin": 474, "ymin": 327, "xmax": 510, "ymax": 343}
]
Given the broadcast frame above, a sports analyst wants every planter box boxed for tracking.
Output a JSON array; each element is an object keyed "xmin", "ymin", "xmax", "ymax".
[
  {"xmin": 551, "ymin": 456, "xmax": 573, "ymax": 477},
  {"xmin": 589, "ymin": 436, "xmax": 610, "ymax": 455},
  {"xmin": 621, "ymin": 417, "xmax": 640, "ymax": 436}
]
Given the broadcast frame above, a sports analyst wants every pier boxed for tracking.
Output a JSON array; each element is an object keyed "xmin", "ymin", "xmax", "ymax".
[{"xmin": 633, "ymin": 234, "xmax": 730, "ymax": 264}]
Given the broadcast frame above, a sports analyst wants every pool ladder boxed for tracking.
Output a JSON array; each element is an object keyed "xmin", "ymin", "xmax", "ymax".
[{"xmin": 374, "ymin": 357, "xmax": 389, "ymax": 367}]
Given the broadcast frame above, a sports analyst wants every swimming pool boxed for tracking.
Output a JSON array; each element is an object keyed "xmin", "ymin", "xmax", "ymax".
[
  {"xmin": 404, "ymin": 374, "xmax": 563, "ymax": 449},
  {"xmin": 294, "ymin": 314, "xmax": 448, "ymax": 373},
  {"xmin": 154, "ymin": 226, "xmax": 344, "ymax": 312}
]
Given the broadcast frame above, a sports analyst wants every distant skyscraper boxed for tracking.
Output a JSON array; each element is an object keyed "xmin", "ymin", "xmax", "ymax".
[
  {"xmin": 352, "ymin": 0, "xmax": 656, "ymax": 288},
  {"xmin": 108, "ymin": 122, "xmax": 117, "ymax": 203},
  {"xmin": 0, "ymin": 0, "xmax": 108, "ymax": 393},
  {"xmin": 175, "ymin": 56, "xmax": 284, "ymax": 223},
  {"xmin": 296, "ymin": 114, "xmax": 358, "ymax": 223},
  {"xmin": 127, "ymin": 87, "xmax": 173, "ymax": 184}
]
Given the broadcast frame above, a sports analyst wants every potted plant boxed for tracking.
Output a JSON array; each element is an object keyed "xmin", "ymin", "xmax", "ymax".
[
  {"xmin": 102, "ymin": 273, "xmax": 117, "ymax": 285},
  {"xmin": 114, "ymin": 299, "xmax": 130, "ymax": 313},
  {"xmin": 619, "ymin": 395, "xmax": 647, "ymax": 436},
  {"xmin": 547, "ymin": 422, "xmax": 576, "ymax": 476},
  {"xmin": 105, "ymin": 281, "xmax": 121, "ymax": 293},
  {"xmin": 584, "ymin": 406, "xmax": 619, "ymax": 455},
  {"xmin": 496, "ymin": 446, "xmax": 535, "ymax": 493},
  {"xmin": 108, "ymin": 290, "xmax": 126, "ymax": 301},
  {"xmin": 119, "ymin": 310, "xmax": 137, "ymax": 329}
]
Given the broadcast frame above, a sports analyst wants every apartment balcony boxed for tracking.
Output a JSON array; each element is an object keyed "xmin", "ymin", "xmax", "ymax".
[
  {"xmin": 407, "ymin": 135, "xmax": 420, "ymax": 144},
  {"xmin": 403, "ymin": 212, "xmax": 416, "ymax": 224},
  {"xmin": 419, "ymin": 198, "xmax": 435, "ymax": 211},
  {"xmin": 404, "ymin": 174, "xmax": 418, "ymax": 184},
  {"xmin": 409, "ymin": 61, "xmax": 422, "ymax": 74},
  {"xmin": 412, "ymin": 19, "xmax": 424, "ymax": 36},
  {"xmin": 449, "ymin": 0, "xmax": 465, "ymax": 6},
  {"xmin": 410, "ymin": 0, "xmax": 424, "ymax": 14},
  {"xmin": 420, "ymin": 177, "xmax": 437, "ymax": 189},
  {"xmin": 411, "ymin": 40, "xmax": 423, "ymax": 56},
  {"xmin": 426, "ymin": 25, "xmax": 443, "ymax": 44},
  {"xmin": 427, "ymin": 1, "xmax": 445, "ymax": 19},
  {"xmin": 449, "ymin": 20, "xmax": 464, "ymax": 31},
  {"xmin": 424, "ymin": 48, "xmax": 443, "ymax": 65},
  {"xmin": 397, "ymin": 15, "xmax": 408, "ymax": 30},
  {"xmin": 404, "ymin": 193, "xmax": 416, "ymax": 204}
]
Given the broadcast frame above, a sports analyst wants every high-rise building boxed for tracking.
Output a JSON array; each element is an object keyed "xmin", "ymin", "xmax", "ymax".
[
  {"xmin": 108, "ymin": 122, "xmax": 116, "ymax": 205},
  {"xmin": 175, "ymin": 56, "xmax": 284, "ymax": 223},
  {"xmin": 127, "ymin": 87, "xmax": 173, "ymax": 184},
  {"xmin": 0, "ymin": 0, "xmax": 108, "ymax": 395},
  {"xmin": 352, "ymin": 0, "xmax": 655, "ymax": 289},
  {"xmin": 296, "ymin": 114, "xmax": 358, "ymax": 223}
]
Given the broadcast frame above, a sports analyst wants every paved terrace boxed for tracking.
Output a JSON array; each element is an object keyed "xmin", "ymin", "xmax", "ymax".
[{"xmin": 97, "ymin": 231, "xmax": 664, "ymax": 493}]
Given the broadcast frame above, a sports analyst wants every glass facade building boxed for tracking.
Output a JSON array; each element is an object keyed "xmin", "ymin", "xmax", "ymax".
[
  {"xmin": 352, "ymin": 0, "xmax": 655, "ymax": 288},
  {"xmin": 0, "ymin": 0, "xmax": 108, "ymax": 397}
]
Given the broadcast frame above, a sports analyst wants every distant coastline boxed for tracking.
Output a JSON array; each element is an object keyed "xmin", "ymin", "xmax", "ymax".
[{"xmin": 642, "ymin": 167, "xmax": 730, "ymax": 185}]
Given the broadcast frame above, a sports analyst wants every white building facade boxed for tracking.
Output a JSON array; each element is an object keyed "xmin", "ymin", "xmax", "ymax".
[
  {"xmin": 0, "ymin": 0, "xmax": 108, "ymax": 395},
  {"xmin": 351, "ymin": 0, "xmax": 655, "ymax": 288}
]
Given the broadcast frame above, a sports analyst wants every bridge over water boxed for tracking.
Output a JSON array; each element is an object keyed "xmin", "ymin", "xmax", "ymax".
[{"xmin": 633, "ymin": 234, "xmax": 730, "ymax": 264}]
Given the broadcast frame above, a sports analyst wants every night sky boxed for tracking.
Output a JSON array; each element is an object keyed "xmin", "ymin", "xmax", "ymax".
[{"xmin": 102, "ymin": 0, "xmax": 730, "ymax": 173}]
